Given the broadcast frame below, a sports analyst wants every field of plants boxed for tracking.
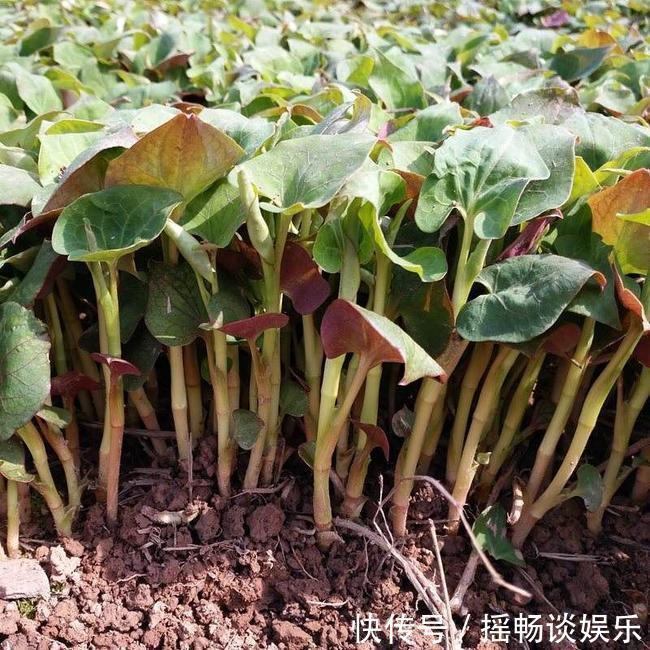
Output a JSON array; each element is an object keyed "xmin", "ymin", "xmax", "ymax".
[{"xmin": 0, "ymin": 0, "xmax": 648, "ymax": 647}]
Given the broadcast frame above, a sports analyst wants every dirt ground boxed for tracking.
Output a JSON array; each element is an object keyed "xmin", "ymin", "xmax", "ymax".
[{"xmin": 0, "ymin": 435, "xmax": 648, "ymax": 650}]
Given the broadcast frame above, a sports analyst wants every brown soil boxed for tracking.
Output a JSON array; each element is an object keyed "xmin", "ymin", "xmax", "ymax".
[{"xmin": 1, "ymin": 438, "xmax": 648, "ymax": 649}]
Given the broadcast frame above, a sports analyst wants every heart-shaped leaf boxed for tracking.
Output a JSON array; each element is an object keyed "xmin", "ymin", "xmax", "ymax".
[
  {"xmin": 321, "ymin": 299, "xmax": 446, "ymax": 385},
  {"xmin": 233, "ymin": 133, "xmax": 375, "ymax": 213},
  {"xmin": 231, "ymin": 409, "xmax": 264, "ymax": 450},
  {"xmin": 415, "ymin": 125, "xmax": 549, "ymax": 239},
  {"xmin": 473, "ymin": 504, "xmax": 524, "ymax": 566},
  {"xmin": 203, "ymin": 286, "xmax": 251, "ymax": 330},
  {"xmin": 91, "ymin": 353, "xmax": 141, "ymax": 381},
  {"xmin": 280, "ymin": 240, "xmax": 330, "ymax": 315},
  {"xmin": 0, "ymin": 438, "xmax": 34, "ymax": 483},
  {"xmin": 145, "ymin": 262, "xmax": 208, "ymax": 346},
  {"xmin": 52, "ymin": 186, "xmax": 182, "ymax": 262},
  {"xmin": 0, "ymin": 302, "xmax": 51, "ymax": 441},
  {"xmin": 105, "ymin": 113, "xmax": 244, "ymax": 202},
  {"xmin": 571, "ymin": 464, "xmax": 604, "ymax": 512},
  {"xmin": 218, "ymin": 313, "xmax": 289, "ymax": 340},
  {"xmin": 280, "ymin": 381, "xmax": 309, "ymax": 417},
  {"xmin": 457, "ymin": 255, "xmax": 605, "ymax": 343},
  {"xmin": 123, "ymin": 327, "xmax": 163, "ymax": 392}
]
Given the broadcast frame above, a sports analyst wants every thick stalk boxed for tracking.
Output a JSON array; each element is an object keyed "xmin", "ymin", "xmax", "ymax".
[
  {"xmin": 448, "ymin": 347, "xmax": 520, "ymax": 528},
  {"xmin": 128, "ymin": 387, "xmax": 168, "ymax": 457},
  {"xmin": 526, "ymin": 319, "xmax": 595, "ymax": 502},
  {"xmin": 41, "ymin": 423, "xmax": 81, "ymax": 511},
  {"xmin": 336, "ymin": 353, "xmax": 360, "ymax": 478},
  {"xmin": 391, "ymin": 379, "xmax": 445, "ymax": 536},
  {"xmin": 261, "ymin": 212, "xmax": 292, "ymax": 486},
  {"xmin": 314, "ymin": 359, "xmax": 372, "ymax": 539},
  {"xmin": 303, "ymin": 313, "xmax": 322, "ymax": 440},
  {"xmin": 17, "ymin": 423, "xmax": 71, "ymax": 536},
  {"xmin": 183, "ymin": 342, "xmax": 204, "ymax": 443},
  {"xmin": 44, "ymin": 292, "xmax": 67, "ymax": 377},
  {"xmin": 446, "ymin": 343, "xmax": 494, "ymax": 485},
  {"xmin": 18, "ymin": 482, "xmax": 30, "ymax": 524},
  {"xmin": 244, "ymin": 348, "xmax": 271, "ymax": 489},
  {"xmin": 417, "ymin": 385, "xmax": 447, "ymax": 474},
  {"xmin": 479, "ymin": 351, "xmax": 546, "ymax": 494},
  {"xmin": 587, "ymin": 367, "xmax": 650, "ymax": 534},
  {"xmin": 62, "ymin": 395, "xmax": 81, "ymax": 467},
  {"xmin": 6, "ymin": 480, "xmax": 19, "ymax": 558},
  {"xmin": 513, "ymin": 322, "xmax": 644, "ymax": 548},
  {"xmin": 169, "ymin": 346, "xmax": 190, "ymax": 462}
]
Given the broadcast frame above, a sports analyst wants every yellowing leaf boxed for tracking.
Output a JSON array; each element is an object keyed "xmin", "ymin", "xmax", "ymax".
[
  {"xmin": 589, "ymin": 169, "xmax": 650, "ymax": 274},
  {"xmin": 105, "ymin": 113, "xmax": 244, "ymax": 202}
]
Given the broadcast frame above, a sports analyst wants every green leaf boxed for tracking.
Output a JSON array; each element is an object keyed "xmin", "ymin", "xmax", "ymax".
[
  {"xmin": 233, "ymin": 133, "xmax": 375, "ymax": 213},
  {"xmin": 52, "ymin": 186, "xmax": 182, "ymax": 263},
  {"xmin": 313, "ymin": 220, "xmax": 345, "ymax": 273},
  {"xmin": 0, "ymin": 164, "xmax": 40, "ymax": 206},
  {"xmin": 122, "ymin": 327, "xmax": 162, "ymax": 392},
  {"xmin": 0, "ymin": 302, "xmax": 51, "ymax": 441},
  {"xmin": 0, "ymin": 438, "xmax": 34, "ymax": 483},
  {"xmin": 415, "ymin": 125, "xmax": 549, "ymax": 239},
  {"xmin": 550, "ymin": 46, "xmax": 611, "ymax": 83},
  {"xmin": 6, "ymin": 63, "xmax": 62, "ymax": 114},
  {"xmin": 199, "ymin": 109, "xmax": 274, "ymax": 156},
  {"xmin": 204, "ymin": 286, "xmax": 251, "ymax": 329},
  {"xmin": 513, "ymin": 125, "xmax": 576, "ymax": 225},
  {"xmin": 321, "ymin": 299, "xmax": 446, "ymax": 385},
  {"xmin": 466, "ymin": 76, "xmax": 509, "ymax": 115},
  {"xmin": 119, "ymin": 274, "xmax": 147, "ymax": 343},
  {"xmin": 231, "ymin": 409, "xmax": 263, "ymax": 450},
  {"xmin": 280, "ymin": 381, "xmax": 309, "ymax": 417},
  {"xmin": 145, "ymin": 262, "xmax": 208, "ymax": 347},
  {"xmin": 565, "ymin": 113, "xmax": 650, "ymax": 170},
  {"xmin": 181, "ymin": 180, "xmax": 245, "ymax": 248},
  {"xmin": 37, "ymin": 119, "xmax": 104, "ymax": 186},
  {"xmin": 369, "ymin": 49, "xmax": 425, "ymax": 111},
  {"xmin": 572, "ymin": 464, "xmax": 604, "ymax": 512},
  {"xmin": 457, "ymin": 255, "xmax": 604, "ymax": 343},
  {"xmin": 387, "ymin": 102, "xmax": 462, "ymax": 142},
  {"xmin": 7, "ymin": 241, "xmax": 60, "ymax": 308},
  {"xmin": 473, "ymin": 505, "xmax": 524, "ymax": 567}
]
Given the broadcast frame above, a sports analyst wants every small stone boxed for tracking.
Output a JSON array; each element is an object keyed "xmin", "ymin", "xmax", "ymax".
[
  {"xmin": 48, "ymin": 546, "xmax": 80, "ymax": 583},
  {"xmin": 0, "ymin": 559, "xmax": 50, "ymax": 600}
]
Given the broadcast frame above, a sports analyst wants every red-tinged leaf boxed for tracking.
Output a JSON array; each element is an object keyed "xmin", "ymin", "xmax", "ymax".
[
  {"xmin": 542, "ymin": 10, "xmax": 570, "ymax": 27},
  {"xmin": 170, "ymin": 102, "xmax": 203, "ymax": 114},
  {"xmin": 543, "ymin": 323, "xmax": 582, "ymax": 357},
  {"xmin": 280, "ymin": 240, "xmax": 330, "ymax": 315},
  {"xmin": 353, "ymin": 421, "xmax": 389, "ymax": 461},
  {"xmin": 35, "ymin": 255, "xmax": 66, "ymax": 301},
  {"xmin": 218, "ymin": 313, "xmax": 289, "ymax": 340},
  {"xmin": 1, "ymin": 211, "xmax": 57, "ymax": 247},
  {"xmin": 321, "ymin": 299, "xmax": 446, "ymax": 385},
  {"xmin": 614, "ymin": 269, "xmax": 650, "ymax": 332},
  {"xmin": 51, "ymin": 371, "xmax": 101, "ymax": 397},
  {"xmin": 634, "ymin": 336, "xmax": 650, "ymax": 368},
  {"xmin": 105, "ymin": 113, "xmax": 244, "ymax": 202},
  {"xmin": 154, "ymin": 52, "xmax": 192, "ymax": 75},
  {"xmin": 499, "ymin": 211, "xmax": 562, "ymax": 261},
  {"xmin": 90, "ymin": 353, "xmax": 141, "ymax": 380},
  {"xmin": 470, "ymin": 117, "xmax": 493, "ymax": 128}
]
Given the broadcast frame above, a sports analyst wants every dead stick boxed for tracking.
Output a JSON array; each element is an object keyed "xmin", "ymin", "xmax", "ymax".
[{"xmin": 403, "ymin": 475, "xmax": 531, "ymax": 604}]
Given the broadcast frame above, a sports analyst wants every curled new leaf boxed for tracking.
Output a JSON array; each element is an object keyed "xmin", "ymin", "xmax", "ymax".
[
  {"xmin": 320, "ymin": 299, "xmax": 446, "ymax": 385},
  {"xmin": 353, "ymin": 422, "xmax": 390, "ymax": 461},
  {"xmin": 90, "ymin": 353, "xmax": 141, "ymax": 381},
  {"xmin": 280, "ymin": 240, "xmax": 330, "ymax": 315}
]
